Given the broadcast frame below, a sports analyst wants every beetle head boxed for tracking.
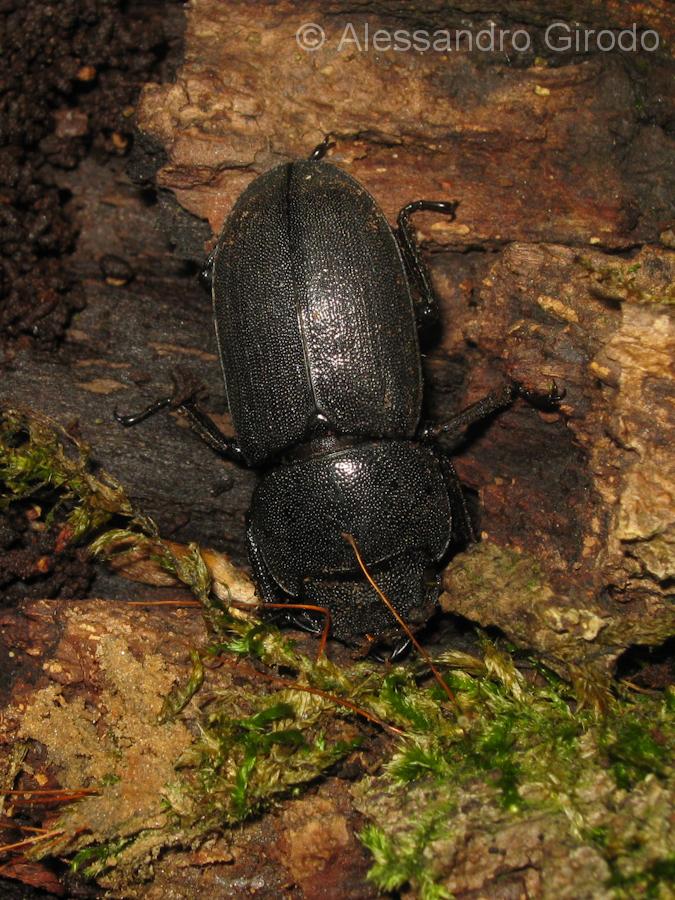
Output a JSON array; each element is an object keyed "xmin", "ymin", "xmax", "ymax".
[{"xmin": 300, "ymin": 550, "xmax": 439, "ymax": 651}]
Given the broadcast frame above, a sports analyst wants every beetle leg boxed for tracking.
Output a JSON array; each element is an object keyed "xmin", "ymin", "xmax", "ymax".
[
  {"xmin": 247, "ymin": 522, "xmax": 330, "ymax": 639},
  {"xmin": 389, "ymin": 638, "xmax": 412, "ymax": 661},
  {"xmin": 517, "ymin": 380, "xmax": 566, "ymax": 407},
  {"xmin": 177, "ymin": 399, "xmax": 249, "ymax": 465},
  {"xmin": 396, "ymin": 199, "xmax": 459, "ymax": 333},
  {"xmin": 287, "ymin": 610, "xmax": 324, "ymax": 635},
  {"xmin": 246, "ymin": 520, "xmax": 281, "ymax": 603},
  {"xmin": 308, "ymin": 134, "xmax": 335, "ymax": 161},
  {"xmin": 418, "ymin": 380, "xmax": 564, "ymax": 451},
  {"xmin": 114, "ymin": 395, "xmax": 173, "ymax": 427},
  {"xmin": 115, "ymin": 366, "xmax": 202, "ymax": 429},
  {"xmin": 116, "ymin": 368, "xmax": 249, "ymax": 466},
  {"xmin": 247, "ymin": 520, "xmax": 318, "ymax": 634},
  {"xmin": 438, "ymin": 454, "xmax": 476, "ymax": 544},
  {"xmin": 418, "ymin": 383, "xmax": 517, "ymax": 448}
]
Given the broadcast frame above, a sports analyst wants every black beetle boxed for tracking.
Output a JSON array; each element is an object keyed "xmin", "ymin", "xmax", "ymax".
[{"xmin": 118, "ymin": 138, "xmax": 561, "ymax": 655}]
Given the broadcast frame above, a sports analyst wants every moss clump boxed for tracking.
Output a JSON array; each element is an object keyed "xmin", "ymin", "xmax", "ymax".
[
  {"xmin": 579, "ymin": 256, "xmax": 675, "ymax": 306},
  {"xmin": 355, "ymin": 650, "xmax": 674, "ymax": 899},
  {"xmin": 0, "ymin": 407, "xmax": 150, "ymax": 540}
]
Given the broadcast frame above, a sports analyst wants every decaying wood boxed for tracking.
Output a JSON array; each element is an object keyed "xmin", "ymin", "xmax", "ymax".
[{"xmin": 0, "ymin": 599, "xmax": 375, "ymax": 899}]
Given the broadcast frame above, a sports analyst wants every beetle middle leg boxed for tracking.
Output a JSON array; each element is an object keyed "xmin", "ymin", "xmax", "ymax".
[
  {"xmin": 115, "ymin": 368, "xmax": 248, "ymax": 466},
  {"xmin": 418, "ymin": 381, "xmax": 565, "ymax": 452},
  {"xmin": 396, "ymin": 199, "xmax": 459, "ymax": 333}
]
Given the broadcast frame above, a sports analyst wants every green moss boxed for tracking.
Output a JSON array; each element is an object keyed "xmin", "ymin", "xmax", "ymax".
[
  {"xmin": 603, "ymin": 718, "xmax": 669, "ymax": 790},
  {"xmin": 159, "ymin": 650, "xmax": 205, "ymax": 724},
  {"xmin": 608, "ymin": 856, "xmax": 675, "ymax": 898},
  {"xmin": 354, "ymin": 672, "xmax": 673, "ymax": 898},
  {"xmin": 70, "ymin": 837, "xmax": 136, "ymax": 879},
  {"xmin": 579, "ymin": 256, "xmax": 675, "ymax": 306},
  {"xmin": 361, "ymin": 820, "xmax": 453, "ymax": 900},
  {"xmin": 0, "ymin": 408, "xmax": 151, "ymax": 540}
]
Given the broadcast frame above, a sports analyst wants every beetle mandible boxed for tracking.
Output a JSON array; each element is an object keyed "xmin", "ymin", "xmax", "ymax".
[{"xmin": 118, "ymin": 137, "xmax": 562, "ymax": 656}]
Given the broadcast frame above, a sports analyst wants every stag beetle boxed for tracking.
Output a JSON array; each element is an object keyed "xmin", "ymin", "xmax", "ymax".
[{"xmin": 117, "ymin": 137, "xmax": 562, "ymax": 656}]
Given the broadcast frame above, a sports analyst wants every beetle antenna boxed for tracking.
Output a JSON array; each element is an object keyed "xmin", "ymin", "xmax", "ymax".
[{"xmin": 342, "ymin": 533, "xmax": 456, "ymax": 706}]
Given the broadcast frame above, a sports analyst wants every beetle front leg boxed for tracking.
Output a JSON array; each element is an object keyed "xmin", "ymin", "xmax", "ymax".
[
  {"xmin": 439, "ymin": 454, "xmax": 476, "ymax": 544},
  {"xmin": 419, "ymin": 380, "xmax": 564, "ymax": 451},
  {"xmin": 396, "ymin": 199, "xmax": 459, "ymax": 333},
  {"xmin": 308, "ymin": 134, "xmax": 335, "ymax": 161},
  {"xmin": 247, "ymin": 523, "xmax": 322, "ymax": 635}
]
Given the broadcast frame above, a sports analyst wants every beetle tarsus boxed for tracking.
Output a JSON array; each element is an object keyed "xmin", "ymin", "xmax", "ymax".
[
  {"xmin": 116, "ymin": 367, "xmax": 248, "ymax": 465},
  {"xmin": 114, "ymin": 396, "xmax": 173, "ymax": 427},
  {"xmin": 114, "ymin": 368, "xmax": 204, "ymax": 428},
  {"xmin": 515, "ymin": 379, "xmax": 566, "ymax": 409}
]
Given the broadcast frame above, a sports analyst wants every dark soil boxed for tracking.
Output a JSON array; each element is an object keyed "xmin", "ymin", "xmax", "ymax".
[
  {"xmin": 0, "ymin": 0, "xmax": 178, "ymax": 348},
  {"xmin": 0, "ymin": 2, "xmax": 184, "ymax": 600}
]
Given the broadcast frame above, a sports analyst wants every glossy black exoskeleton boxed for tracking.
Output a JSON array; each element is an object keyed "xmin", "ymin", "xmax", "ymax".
[{"xmin": 117, "ymin": 138, "xmax": 562, "ymax": 655}]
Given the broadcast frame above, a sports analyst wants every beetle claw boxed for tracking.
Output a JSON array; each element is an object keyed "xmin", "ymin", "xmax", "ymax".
[
  {"xmin": 516, "ymin": 379, "xmax": 566, "ymax": 409},
  {"xmin": 389, "ymin": 638, "xmax": 412, "ymax": 661}
]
